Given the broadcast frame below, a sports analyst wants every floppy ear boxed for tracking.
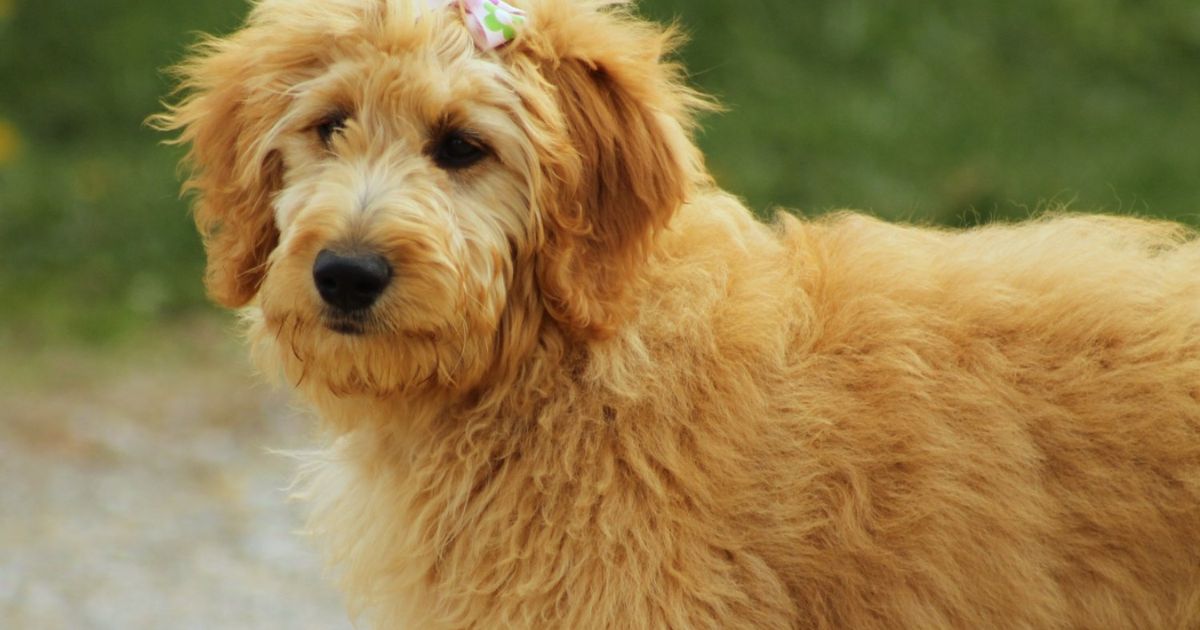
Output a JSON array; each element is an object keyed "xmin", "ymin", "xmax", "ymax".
[
  {"xmin": 521, "ymin": 1, "xmax": 713, "ymax": 338},
  {"xmin": 153, "ymin": 34, "xmax": 291, "ymax": 308}
]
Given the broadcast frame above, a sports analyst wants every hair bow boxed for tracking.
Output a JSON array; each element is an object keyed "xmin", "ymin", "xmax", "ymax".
[{"xmin": 428, "ymin": 0, "xmax": 526, "ymax": 51}]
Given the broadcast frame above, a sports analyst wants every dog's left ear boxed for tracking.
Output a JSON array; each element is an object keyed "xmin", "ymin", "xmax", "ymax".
[{"xmin": 517, "ymin": 1, "xmax": 713, "ymax": 338}]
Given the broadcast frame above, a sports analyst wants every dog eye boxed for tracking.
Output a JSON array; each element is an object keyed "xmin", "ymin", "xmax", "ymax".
[
  {"xmin": 431, "ymin": 131, "xmax": 488, "ymax": 170},
  {"xmin": 315, "ymin": 112, "xmax": 348, "ymax": 147}
]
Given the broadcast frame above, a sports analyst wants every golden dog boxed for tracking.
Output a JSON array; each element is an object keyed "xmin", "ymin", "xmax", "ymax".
[{"xmin": 157, "ymin": 0, "xmax": 1200, "ymax": 627}]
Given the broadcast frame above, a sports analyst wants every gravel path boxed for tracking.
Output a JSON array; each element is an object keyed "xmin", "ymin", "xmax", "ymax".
[{"xmin": 0, "ymin": 324, "xmax": 353, "ymax": 629}]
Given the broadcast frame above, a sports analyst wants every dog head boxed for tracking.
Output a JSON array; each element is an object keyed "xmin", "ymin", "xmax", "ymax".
[{"xmin": 157, "ymin": 0, "xmax": 710, "ymax": 398}]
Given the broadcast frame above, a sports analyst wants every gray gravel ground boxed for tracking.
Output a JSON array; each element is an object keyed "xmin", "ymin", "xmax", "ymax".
[{"xmin": 0, "ymin": 323, "xmax": 354, "ymax": 629}]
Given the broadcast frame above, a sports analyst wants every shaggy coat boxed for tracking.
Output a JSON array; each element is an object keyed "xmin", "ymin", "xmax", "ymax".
[{"xmin": 158, "ymin": 0, "xmax": 1200, "ymax": 627}]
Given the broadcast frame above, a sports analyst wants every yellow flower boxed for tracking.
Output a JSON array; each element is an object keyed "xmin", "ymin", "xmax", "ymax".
[
  {"xmin": 0, "ymin": 0, "xmax": 12, "ymax": 21},
  {"xmin": 0, "ymin": 119, "xmax": 21, "ymax": 166}
]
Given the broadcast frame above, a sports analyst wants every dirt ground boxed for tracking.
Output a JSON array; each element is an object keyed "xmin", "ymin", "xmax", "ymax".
[{"xmin": 0, "ymin": 320, "xmax": 354, "ymax": 629}]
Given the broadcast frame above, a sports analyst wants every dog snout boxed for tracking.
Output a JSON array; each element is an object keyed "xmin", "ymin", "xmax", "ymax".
[{"xmin": 313, "ymin": 249, "xmax": 392, "ymax": 312}]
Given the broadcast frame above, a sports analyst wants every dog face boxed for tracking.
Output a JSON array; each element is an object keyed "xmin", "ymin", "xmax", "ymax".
[{"xmin": 158, "ymin": 0, "xmax": 709, "ymax": 398}]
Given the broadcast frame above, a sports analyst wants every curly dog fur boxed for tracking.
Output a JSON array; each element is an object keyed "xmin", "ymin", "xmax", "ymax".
[{"xmin": 157, "ymin": 0, "xmax": 1200, "ymax": 627}]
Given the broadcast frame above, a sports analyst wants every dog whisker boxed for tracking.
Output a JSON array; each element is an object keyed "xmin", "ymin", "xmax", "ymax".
[{"xmin": 289, "ymin": 314, "xmax": 305, "ymax": 363}]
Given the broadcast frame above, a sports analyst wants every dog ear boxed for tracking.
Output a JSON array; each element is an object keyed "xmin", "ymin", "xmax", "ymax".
[
  {"xmin": 521, "ymin": 2, "xmax": 713, "ymax": 338},
  {"xmin": 153, "ymin": 34, "xmax": 291, "ymax": 308}
]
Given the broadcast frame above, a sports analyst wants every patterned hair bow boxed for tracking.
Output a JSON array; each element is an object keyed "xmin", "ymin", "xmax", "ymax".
[{"xmin": 428, "ymin": 0, "xmax": 526, "ymax": 51}]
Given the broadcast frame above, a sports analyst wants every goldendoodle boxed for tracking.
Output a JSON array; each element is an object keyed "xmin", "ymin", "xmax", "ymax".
[{"xmin": 157, "ymin": 0, "xmax": 1200, "ymax": 627}]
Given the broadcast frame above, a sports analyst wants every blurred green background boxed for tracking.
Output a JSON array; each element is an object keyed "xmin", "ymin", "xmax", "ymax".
[{"xmin": 2, "ymin": 0, "xmax": 1199, "ymax": 346}]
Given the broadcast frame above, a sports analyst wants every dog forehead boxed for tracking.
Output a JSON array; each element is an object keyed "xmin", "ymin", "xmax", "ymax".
[
  {"xmin": 307, "ymin": 49, "xmax": 516, "ymax": 134},
  {"xmin": 317, "ymin": 4, "xmax": 516, "ymax": 101},
  {"xmin": 249, "ymin": 0, "xmax": 488, "ymax": 62},
  {"xmin": 253, "ymin": 0, "xmax": 453, "ymax": 32}
]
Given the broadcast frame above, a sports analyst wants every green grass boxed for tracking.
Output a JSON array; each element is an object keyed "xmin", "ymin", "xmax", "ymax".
[
  {"xmin": 2, "ymin": 0, "xmax": 1199, "ymax": 344},
  {"xmin": 642, "ymin": 0, "xmax": 1200, "ymax": 222},
  {"xmin": 0, "ymin": 1, "xmax": 246, "ymax": 344}
]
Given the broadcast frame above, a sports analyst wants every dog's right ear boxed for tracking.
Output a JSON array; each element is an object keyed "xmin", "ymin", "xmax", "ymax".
[
  {"xmin": 152, "ymin": 31, "xmax": 294, "ymax": 308},
  {"xmin": 513, "ymin": 0, "xmax": 715, "ymax": 338}
]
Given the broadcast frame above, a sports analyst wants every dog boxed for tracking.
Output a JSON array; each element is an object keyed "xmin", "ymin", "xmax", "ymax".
[{"xmin": 156, "ymin": 0, "xmax": 1200, "ymax": 627}]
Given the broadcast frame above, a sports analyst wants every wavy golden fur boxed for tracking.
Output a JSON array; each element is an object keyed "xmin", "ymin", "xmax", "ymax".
[{"xmin": 157, "ymin": 0, "xmax": 1200, "ymax": 627}]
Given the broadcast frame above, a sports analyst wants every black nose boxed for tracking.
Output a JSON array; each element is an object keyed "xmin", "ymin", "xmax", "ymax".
[{"xmin": 312, "ymin": 249, "xmax": 392, "ymax": 312}]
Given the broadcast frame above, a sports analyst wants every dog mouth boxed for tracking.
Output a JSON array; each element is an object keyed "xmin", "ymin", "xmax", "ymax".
[
  {"xmin": 322, "ymin": 310, "xmax": 373, "ymax": 336},
  {"xmin": 326, "ymin": 320, "xmax": 367, "ymax": 335}
]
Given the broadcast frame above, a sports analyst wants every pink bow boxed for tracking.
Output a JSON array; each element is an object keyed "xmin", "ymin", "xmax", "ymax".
[{"xmin": 428, "ymin": 0, "xmax": 526, "ymax": 51}]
